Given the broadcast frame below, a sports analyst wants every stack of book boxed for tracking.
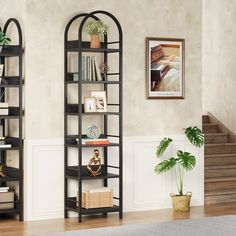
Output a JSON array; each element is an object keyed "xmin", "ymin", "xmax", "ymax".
[
  {"xmin": 73, "ymin": 56, "xmax": 103, "ymax": 82},
  {"xmin": 0, "ymin": 186, "xmax": 9, "ymax": 193},
  {"xmin": 77, "ymin": 138, "xmax": 110, "ymax": 145}
]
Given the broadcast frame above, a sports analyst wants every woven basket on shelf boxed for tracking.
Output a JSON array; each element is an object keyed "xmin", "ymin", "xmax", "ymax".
[
  {"xmin": 170, "ymin": 192, "xmax": 192, "ymax": 212},
  {"xmin": 77, "ymin": 190, "xmax": 113, "ymax": 209}
]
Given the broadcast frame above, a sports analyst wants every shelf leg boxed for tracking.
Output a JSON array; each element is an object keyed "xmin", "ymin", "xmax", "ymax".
[
  {"xmin": 78, "ymin": 213, "xmax": 82, "ymax": 223},
  {"xmin": 119, "ymin": 210, "xmax": 123, "ymax": 219},
  {"xmin": 64, "ymin": 210, "xmax": 68, "ymax": 218}
]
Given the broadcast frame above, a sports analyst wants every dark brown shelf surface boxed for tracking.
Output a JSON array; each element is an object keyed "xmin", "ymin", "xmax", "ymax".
[
  {"xmin": 0, "ymin": 166, "xmax": 21, "ymax": 182},
  {"xmin": 65, "ymin": 40, "xmax": 120, "ymax": 53},
  {"xmin": 65, "ymin": 134, "xmax": 119, "ymax": 148},
  {"xmin": 0, "ymin": 45, "xmax": 22, "ymax": 57},
  {"xmin": 0, "ymin": 137, "xmax": 22, "ymax": 150},
  {"xmin": 0, "ymin": 207, "xmax": 20, "ymax": 214},
  {"xmin": 66, "ymin": 104, "xmax": 120, "ymax": 116},
  {"xmin": 65, "ymin": 165, "xmax": 119, "ymax": 180},
  {"xmin": 0, "ymin": 76, "xmax": 23, "ymax": 87},
  {"xmin": 66, "ymin": 197, "xmax": 119, "ymax": 215},
  {"xmin": 0, "ymin": 107, "xmax": 22, "ymax": 119},
  {"xmin": 66, "ymin": 80, "xmax": 120, "ymax": 85}
]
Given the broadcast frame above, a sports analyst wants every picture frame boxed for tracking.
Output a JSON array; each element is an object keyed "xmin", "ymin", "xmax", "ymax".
[
  {"xmin": 146, "ymin": 37, "xmax": 185, "ymax": 99},
  {"xmin": 91, "ymin": 91, "xmax": 107, "ymax": 112},
  {"xmin": 0, "ymin": 65, "xmax": 4, "ymax": 77},
  {"xmin": 84, "ymin": 97, "xmax": 97, "ymax": 113}
]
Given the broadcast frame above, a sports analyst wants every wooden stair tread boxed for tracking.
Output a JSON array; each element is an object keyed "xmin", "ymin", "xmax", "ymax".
[
  {"xmin": 205, "ymin": 164, "xmax": 236, "ymax": 170},
  {"xmin": 204, "ymin": 133, "xmax": 228, "ymax": 136},
  {"xmin": 205, "ymin": 153, "xmax": 236, "ymax": 158},
  {"xmin": 205, "ymin": 189, "xmax": 236, "ymax": 196},
  {"xmin": 205, "ymin": 143, "xmax": 236, "ymax": 147},
  {"xmin": 203, "ymin": 124, "xmax": 217, "ymax": 127},
  {"xmin": 205, "ymin": 176, "xmax": 236, "ymax": 183}
]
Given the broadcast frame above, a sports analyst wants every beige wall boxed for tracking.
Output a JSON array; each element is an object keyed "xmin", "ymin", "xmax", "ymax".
[
  {"xmin": 3, "ymin": 0, "xmax": 202, "ymax": 139},
  {"xmin": 203, "ymin": 0, "xmax": 236, "ymax": 133}
]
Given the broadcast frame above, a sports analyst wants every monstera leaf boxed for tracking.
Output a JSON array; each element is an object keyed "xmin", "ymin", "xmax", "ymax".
[
  {"xmin": 155, "ymin": 157, "xmax": 177, "ymax": 174},
  {"xmin": 184, "ymin": 126, "xmax": 204, "ymax": 148},
  {"xmin": 156, "ymin": 138, "xmax": 173, "ymax": 157},
  {"xmin": 177, "ymin": 150, "xmax": 196, "ymax": 171}
]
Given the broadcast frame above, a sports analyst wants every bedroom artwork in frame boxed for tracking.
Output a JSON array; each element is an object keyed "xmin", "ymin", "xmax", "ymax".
[{"xmin": 146, "ymin": 37, "xmax": 185, "ymax": 99}]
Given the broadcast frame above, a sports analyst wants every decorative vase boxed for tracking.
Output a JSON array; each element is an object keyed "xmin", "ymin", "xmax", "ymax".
[
  {"xmin": 0, "ymin": 46, "xmax": 2, "ymax": 54},
  {"xmin": 90, "ymin": 34, "xmax": 100, "ymax": 49},
  {"xmin": 170, "ymin": 192, "xmax": 192, "ymax": 212}
]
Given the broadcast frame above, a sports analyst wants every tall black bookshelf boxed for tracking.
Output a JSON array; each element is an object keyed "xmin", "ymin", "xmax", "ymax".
[
  {"xmin": 64, "ymin": 11, "xmax": 123, "ymax": 222},
  {"xmin": 0, "ymin": 18, "xmax": 24, "ymax": 221}
]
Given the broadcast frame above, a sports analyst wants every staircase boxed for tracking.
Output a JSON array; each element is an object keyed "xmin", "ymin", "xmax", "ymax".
[{"xmin": 203, "ymin": 114, "xmax": 236, "ymax": 205}]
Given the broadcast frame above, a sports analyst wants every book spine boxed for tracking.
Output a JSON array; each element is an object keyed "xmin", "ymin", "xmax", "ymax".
[
  {"xmin": 94, "ymin": 57, "xmax": 102, "ymax": 81},
  {"xmin": 86, "ymin": 56, "xmax": 90, "ymax": 81},
  {"xmin": 82, "ymin": 56, "xmax": 85, "ymax": 81},
  {"xmin": 92, "ymin": 57, "xmax": 96, "ymax": 81},
  {"xmin": 90, "ymin": 56, "xmax": 92, "ymax": 81},
  {"xmin": 84, "ymin": 141, "xmax": 110, "ymax": 145}
]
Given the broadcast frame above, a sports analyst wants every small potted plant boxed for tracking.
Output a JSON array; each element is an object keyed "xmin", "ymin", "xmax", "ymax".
[
  {"xmin": 0, "ymin": 30, "xmax": 11, "ymax": 54},
  {"xmin": 84, "ymin": 20, "xmax": 108, "ymax": 49},
  {"xmin": 155, "ymin": 126, "xmax": 204, "ymax": 212}
]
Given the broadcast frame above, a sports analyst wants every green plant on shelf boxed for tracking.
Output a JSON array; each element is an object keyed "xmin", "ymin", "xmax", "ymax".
[
  {"xmin": 155, "ymin": 126, "xmax": 204, "ymax": 196},
  {"xmin": 0, "ymin": 30, "xmax": 11, "ymax": 46},
  {"xmin": 84, "ymin": 20, "xmax": 109, "ymax": 35}
]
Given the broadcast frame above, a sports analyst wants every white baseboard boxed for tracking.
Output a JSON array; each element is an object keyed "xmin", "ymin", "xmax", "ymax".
[{"xmin": 24, "ymin": 136, "xmax": 204, "ymax": 221}]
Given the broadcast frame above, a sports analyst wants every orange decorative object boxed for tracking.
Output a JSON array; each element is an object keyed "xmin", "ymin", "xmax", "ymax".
[{"xmin": 90, "ymin": 34, "xmax": 100, "ymax": 48}]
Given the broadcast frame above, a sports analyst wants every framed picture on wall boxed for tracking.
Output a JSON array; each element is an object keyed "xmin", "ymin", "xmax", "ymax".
[{"xmin": 146, "ymin": 37, "xmax": 185, "ymax": 99}]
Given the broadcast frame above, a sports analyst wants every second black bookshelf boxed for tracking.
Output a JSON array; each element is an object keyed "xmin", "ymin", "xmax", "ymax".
[{"xmin": 64, "ymin": 11, "xmax": 123, "ymax": 223}]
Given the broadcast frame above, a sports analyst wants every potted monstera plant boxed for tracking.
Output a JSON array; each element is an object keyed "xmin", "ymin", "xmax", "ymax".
[
  {"xmin": 0, "ymin": 30, "xmax": 11, "ymax": 53},
  {"xmin": 155, "ymin": 126, "xmax": 204, "ymax": 212},
  {"xmin": 84, "ymin": 20, "xmax": 108, "ymax": 48}
]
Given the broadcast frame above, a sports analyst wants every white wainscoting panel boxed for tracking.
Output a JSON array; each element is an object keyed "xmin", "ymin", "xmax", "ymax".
[
  {"xmin": 25, "ymin": 139, "xmax": 64, "ymax": 221},
  {"xmin": 25, "ymin": 135, "xmax": 204, "ymax": 221},
  {"xmin": 123, "ymin": 135, "xmax": 204, "ymax": 212}
]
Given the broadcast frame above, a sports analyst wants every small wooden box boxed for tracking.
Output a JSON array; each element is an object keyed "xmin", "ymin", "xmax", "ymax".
[
  {"xmin": 0, "ymin": 192, "xmax": 14, "ymax": 209},
  {"xmin": 77, "ymin": 188, "xmax": 113, "ymax": 209}
]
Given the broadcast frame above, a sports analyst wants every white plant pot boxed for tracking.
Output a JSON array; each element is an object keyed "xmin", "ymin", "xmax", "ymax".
[{"xmin": 0, "ymin": 46, "xmax": 2, "ymax": 54}]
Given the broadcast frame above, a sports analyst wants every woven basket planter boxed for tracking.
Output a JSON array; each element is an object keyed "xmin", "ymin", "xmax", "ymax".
[{"xmin": 170, "ymin": 192, "xmax": 192, "ymax": 212}]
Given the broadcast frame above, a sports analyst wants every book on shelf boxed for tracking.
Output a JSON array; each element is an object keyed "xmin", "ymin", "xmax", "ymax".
[
  {"xmin": 91, "ymin": 56, "xmax": 96, "ymax": 81},
  {"xmin": 0, "ymin": 187, "xmax": 9, "ymax": 193},
  {"xmin": 84, "ymin": 140, "xmax": 110, "ymax": 145},
  {"xmin": 71, "ymin": 55, "xmax": 103, "ymax": 82},
  {"xmin": 76, "ymin": 138, "xmax": 110, "ymax": 145},
  {"xmin": 0, "ymin": 144, "xmax": 11, "ymax": 148},
  {"xmin": 94, "ymin": 57, "xmax": 102, "ymax": 81},
  {"xmin": 86, "ymin": 56, "xmax": 90, "ymax": 81}
]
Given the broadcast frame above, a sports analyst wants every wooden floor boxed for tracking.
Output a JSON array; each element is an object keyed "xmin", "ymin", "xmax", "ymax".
[{"xmin": 1, "ymin": 203, "xmax": 236, "ymax": 236}]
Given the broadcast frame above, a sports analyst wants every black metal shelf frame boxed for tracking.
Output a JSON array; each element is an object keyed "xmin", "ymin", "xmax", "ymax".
[
  {"xmin": 0, "ymin": 18, "xmax": 24, "ymax": 221},
  {"xmin": 64, "ymin": 11, "xmax": 123, "ymax": 223}
]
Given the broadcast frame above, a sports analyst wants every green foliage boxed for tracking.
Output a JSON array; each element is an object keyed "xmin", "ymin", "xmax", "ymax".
[
  {"xmin": 156, "ymin": 138, "xmax": 172, "ymax": 157},
  {"xmin": 155, "ymin": 157, "xmax": 176, "ymax": 174},
  {"xmin": 154, "ymin": 126, "xmax": 203, "ymax": 195},
  {"xmin": 184, "ymin": 126, "xmax": 204, "ymax": 147},
  {"xmin": 84, "ymin": 20, "xmax": 109, "ymax": 35},
  {"xmin": 177, "ymin": 150, "xmax": 196, "ymax": 171},
  {"xmin": 0, "ymin": 30, "xmax": 11, "ymax": 46}
]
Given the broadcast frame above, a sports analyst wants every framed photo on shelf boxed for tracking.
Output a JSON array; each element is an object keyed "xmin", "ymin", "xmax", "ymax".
[
  {"xmin": 84, "ymin": 97, "xmax": 97, "ymax": 113},
  {"xmin": 91, "ymin": 91, "xmax": 107, "ymax": 112},
  {"xmin": 146, "ymin": 37, "xmax": 185, "ymax": 99},
  {"xmin": 0, "ymin": 65, "xmax": 4, "ymax": 77}
]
